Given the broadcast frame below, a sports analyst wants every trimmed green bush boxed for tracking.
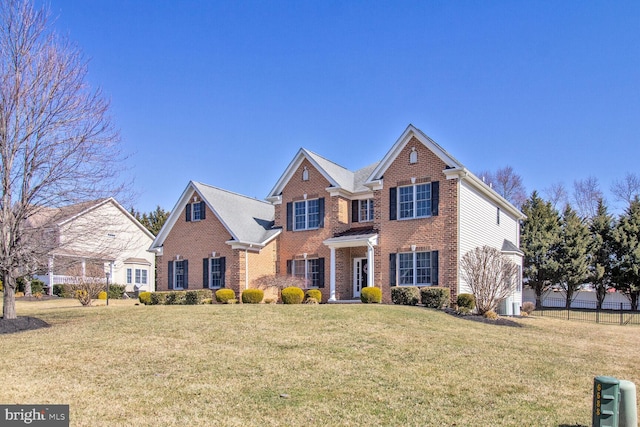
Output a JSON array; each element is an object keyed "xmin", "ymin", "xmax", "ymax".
[
  {"xmin": 457, "ymin": 293, "xmax": 476, "ymax": 310},
  {"xmin": 97, "ymin": 291, "xmax": 107, "ymax": 300},
  {"xmin": 185, "ymin": 290, "xmax": 199, "ymax": 305},
  {"xmin": 242, "ymin": 289, "xmax": 264, "ymax": 304},
  {"xmin": 281, "ymin": 286, "xmax": 304, "ymax": 304},
  {"xmin": 107, "ymin": 284, "xmax": 126, "ymax": 299},
  {"xmin": 150, "ymin": 292, "xmax": 166, "ymax": 305},
  {"xmin": 30, "ymin": 279, "xmax": 45, "ymax": 294},
  {"xmin": 305, "ymin": 289, "xmax": 322, "ymax": 303},
  {"xmin": 360, "ymin": 287, "xmax": 382, "ymax": 303},
  {"xmin": 391, "ymin": 286, "xmax": 419, "ymax": 305},
  {"xmin": 53, "ymin": 284, "xmax": 69, "ymax": 298},
  {"xmin": 215, "ymin": 288, "xmax": 236, "ymax": 303},
  {"xmin": 421, "ymin": 287, "xmax": 450, "ymax": 309},
  {"xmin": 138, "ymin": 292, "xmax": 152, "ymax": 305}
]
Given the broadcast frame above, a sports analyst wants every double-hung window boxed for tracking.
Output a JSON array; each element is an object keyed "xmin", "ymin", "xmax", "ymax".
[
  {"xmin": 289, "ymin": 258, "xmax": 324, "ymax": 288},
  {"xmin": 210, "ymin": 258, "xmax": 223, "ymax": 288},
  {"xmin": 359, "ymin": 199, "xmax": 374, "ymax": 222},
  {"xmin": 186, "ymin": 201, "xmax": 205, "ymax": 222},
  {"xmin": 395, "ymin": 251, "xmax": 437, "ymax": 286},
  {"xmin": 399, "ymin": 183, "xmax": 431, "ymax": 219},
  {"xmin": 126, "ymin": 268, "xmax": 148, "ymax": 285},
  {"xmin": 192, "ymin": 202, "xmax": 202, "ymax": 221},
  {"xmin": 294, "ymin": 199, "xmax": 320, "ymax": 230},
  {"xmin": 174, "ymin": 260, "xmax": 186, "ymax": 290}
]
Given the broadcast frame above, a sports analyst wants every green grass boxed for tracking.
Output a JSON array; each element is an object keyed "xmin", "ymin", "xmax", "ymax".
[{"xmin": 1, "ymin": 299, "xmax": 639, "ymax": 426}]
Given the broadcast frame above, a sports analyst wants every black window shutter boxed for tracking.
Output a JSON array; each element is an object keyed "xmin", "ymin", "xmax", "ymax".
[
  {"xmin": 389, "ymin": 187, "xmax": 397, "ymax": 220},
  {"xmin": 431, "ymin": 251, "xmax": 439, "ymax": 286},
  {"xmin": 286, "ymin": 202, "xmax": 293, "ymax": 231},
  {"xmin": 286, "ymin": 260, "xmax": 292, "ymax": 275},
  {"xmin": 185, "ymin": 203, "xmax": 191, "ymax": 222},
  {"xmin": 317, "ymin": 258, "xmax": 325, "ymax": 288},
  {"xmin": 318, "ymin": 198, "xmax": 325, "ymax": 228},
  {"xmin": 200, "ymin": 201, "xmax": 206, "ymax": 219},
  {"xmin": 352, "ymin": 200, "xmax": 359, "ymax": 223},
  {"xmin": 220, "ymin": 257, "xmax": 226, "ymax": 288},
  {"xmin": 183, "ymin": 260, "xmax": 189, "ymax": 289},
  {"xmin": 389, "ymin": 253, "xmax": 397, "ymax": 286},
  {"xmin": 168, "ymin": 261, "xmax": 174, "ymax": 290},
  {"xmin": 203, "ymin": 258, "xmax": 209, "ymax": 288},
  {"xmin": 431, "ymin": 181, "xmax": 440, "ymax": 216}
]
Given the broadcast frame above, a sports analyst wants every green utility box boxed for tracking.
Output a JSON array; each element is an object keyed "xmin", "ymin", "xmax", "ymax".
[{"xmin": 593, "ymin": 376, "xmax": 620, "ymax": 427}]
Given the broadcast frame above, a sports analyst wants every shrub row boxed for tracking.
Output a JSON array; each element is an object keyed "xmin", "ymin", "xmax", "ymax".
[
  {"xmin": 391, "ymin": 286, "xmax": 451, "ymax": 308},
  {"xmin": 241, "ymin": 289, "xmax": 264, "ymax": 304},
  {"xmin": 53, "ymin": 283, "xmax": 126, "ymax": 299},
  {"xmin": 139, "ymin": 290, "xmax": 213, "ymax": 305}
]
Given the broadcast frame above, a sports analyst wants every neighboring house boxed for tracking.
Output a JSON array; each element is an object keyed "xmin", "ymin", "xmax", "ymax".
[
  {"xmin": 32, "ymin": 198, "xmax": 156, "ymax": 294},
  {"xmin": 148, "ymin": 182, "xmax": 281, "ymax": 295},
  {"xmin": 152, "ymin": 125, "xmax": 525, "ymax": 313}
]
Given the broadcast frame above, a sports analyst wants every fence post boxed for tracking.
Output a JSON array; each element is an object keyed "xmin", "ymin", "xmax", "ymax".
[
  {"xmin": 596, "ymin": 306, "xmax": 600, "ymax": 324},
  {"xmin": 621, "ymin": 303, "xmax": 624, "ymax": 326}
]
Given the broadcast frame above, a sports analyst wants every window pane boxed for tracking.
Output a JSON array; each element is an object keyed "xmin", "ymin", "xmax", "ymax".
[
  {"xmin": 416, "ymin": 183, "xmax": 431, "ymax": 217},
  {"xmin": 399, "ymin": 186, "xmax": 414, "ymax": 219},
  {"xmin": 360, "ymin": 199, "xmax": 374, "ymax": 222},
  {"xmin": 399, "ymin": 253, "xmax": 414, "ymax": 285},
  {"xmin": 175, "ymin": 261, "xmax": 184, "ymax": 289},
  {"xmin": 368, "ymin": 199, "xmax": 375, "ymax": 221},
  {"xmin": 126, "ymin": 268, "xmax": 132, "ymax": 284},
  {"xmin": 416, "ymin": 252, "xmax": 431, "ymax": 285},
  {"xmin": 135, "ymin": 269, "xmax": 141, "ymax": 284},
  {"xmin": 293, "ymin": 260, "xmax": 305, "ymax": 279},
  {"xmin": 308, "ymin": 259, "xmax": 320, "ymax": 287},
  {"xmin": 307, "ymin": 199, "xmax": 320, "ymax": 228},
  {"xmin": 141, "ymin": 270, "xmax": 148, "ymax": 285},
  {"xmin": 210, "ymin": 258, "xmax": 222, "ymax": 288},
  {"xmin": 192, "ymin": 202, "xmax": 201, "ymax": 221},
  {"xmin": 294, "ymin": 201, "xmax": 306, "ymax": 230}
]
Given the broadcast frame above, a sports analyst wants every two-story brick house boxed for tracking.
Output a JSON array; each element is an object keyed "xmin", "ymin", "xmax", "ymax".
[{"xmin": 151, "ymin": 125, "xmax": 525, "ymax": 312}]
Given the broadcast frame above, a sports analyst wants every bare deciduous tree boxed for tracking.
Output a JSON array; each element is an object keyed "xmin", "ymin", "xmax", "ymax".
[
  {"xmin": 0, "ymin": 0, "xmax": 123, "ymax": 319},
  {"xmin": 572, "ymin": 177, "xmax": 603, "ymax": 220},
  {"xmin": 477, "ymin": 166, "xmax": 527, "ymax": 208},
  {"xmin": 460, "ymin": 246, "xmax": 518, "ymax": 315},
  {"xmin": 543, "ymin": 182, "xmax": 568, "ymax": 210},
  {"xmin": 610, "ymin": 173, "xmax": 640, "ymax": 207}
]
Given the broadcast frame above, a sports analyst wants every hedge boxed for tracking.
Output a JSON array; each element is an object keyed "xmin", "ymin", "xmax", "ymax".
[
  {"xmin": 281, "ymin": 286, "xmax": 304, "ymax": 304},
  {"xmin": 215, "ymin": 289, "xmax": 236, "ymax": 303},
  {"xmin": 360, "ymin": 287, "xmax": 382, "ymax": 303},
  {"xmin": 143, "ymin": 290, "xmax": 212, "ymax": 305},
  {"xmin": 242, "ymin": 289, "xmax": 264, "ymax": 304},
  {"xmin": 305, "ymin": 289, "xmax": 322, "ymax": 303},
  {"xmin": 457, "ymin": 293, "xmax": 476, "ymax": 310},
  {"xmin": 391, "ymin": 286, "xmax": 420, "ymax": 305},
  {"xmin": 420, "ymin": 287, "xmax": 450, "ymax": 309}
]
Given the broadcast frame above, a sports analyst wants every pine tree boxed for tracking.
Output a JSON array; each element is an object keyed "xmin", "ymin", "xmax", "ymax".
[
  {"xmin": 612, "ymin": 198, "xmax": 640, "ymax": 310},
  {"xmin": 556, "ymin": 205, "xmax": 590, "ymax": 308},
  {"xmin": 521, "ymin": 191, "xmax": 561, "ymax": 308},
  {"xmin": 588, "ymin": 199, "xmax": 614, "ymax": 309}
]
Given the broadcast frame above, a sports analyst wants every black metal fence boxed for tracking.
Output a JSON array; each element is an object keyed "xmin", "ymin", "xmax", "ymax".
[{"xmin": 534, "ymin": 297, "xmax": 640, "ymax": 325}]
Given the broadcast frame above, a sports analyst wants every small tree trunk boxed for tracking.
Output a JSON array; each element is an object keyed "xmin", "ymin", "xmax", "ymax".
[
  {"xmin": 2, "ymin": 277, "xmax": 16, "ymax": 319},
  {"xmin": 535, "ymin": 288, "xmax": 542, "ymax": 309},
  {"xmin": 596, "ymin": 287, "xmax": 605, "ymax": 310},
  {"xmin": 24, "ymin": 278, "xmax": 32, "ymax": 297},
  {"xmin": 631, "ymin": 292, "xmax": 639, "ymax": 311}
]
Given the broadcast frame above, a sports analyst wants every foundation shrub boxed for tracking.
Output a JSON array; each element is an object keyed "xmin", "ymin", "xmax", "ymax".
[
  {"xmin": 391, "ymin": 287, "xmax": 419, "ymax": 306},
  {"xmin": 138, "ymin": 292, "xmax": 152, "ymax": 305},
  {"xmin": 484, "ymin": 310, "xmax": 499, "ymax": 320},
  {"xmin": 97, "ymin": 291, "xmax": 107, "ymax": 300},
  {"xmin": 305, "ymin": 289, "xmax": 322, "ymax": 303},
  {"xmin": 184, "ymin": 291, "xmax": 199, "ymax": 305},
  {"xmin": 242, "ymin": 289, "xmax": 264, "ymax": 304},
  {"xmin": 281, "ymin": 286, "xmax": 304, "ymax": 304},
  {"xmin": 150, "ymin": 292, "xmax": 166, "ymax": 305},
  {"xmin": 421, "ymin": 287, "xmax": 450, "ymax": 309},
  {"xmin": 457, "ymin": 293, "xmax": 476, "ymax": 310},
  {"xmin": 53, "ymin": 284, "xmax": 70, "ymax": 298},
  {"xmin": 304, "ymin": 297, "xmax": 319, "ymax": 305},
  {"xmin": 215, "ymin": 289, "xmax": 236, "ymax": 303},
  {"xmin": 107, "ymin": 284, "xmax": 126, "ymax": 299},
  {"xmin": 360, "ymin": 287, "xmax": 382, "ymax": 303}
]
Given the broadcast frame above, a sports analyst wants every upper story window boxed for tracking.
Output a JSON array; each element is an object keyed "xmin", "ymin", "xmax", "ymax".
[
  {"xmin": 185, "ymin": 201, "xmax": 206, "ymax": 222},
  {"xmin": 390, "ymin": 181, "xmax": 439, "ymax": 221},
  {"xmin": 359, "ymin": 199, "xmax": 374, "ymax": 222},
  {"xmin": 287, "ymin": 198, "xmax": 325, "ymax": 231},
  {"xmin": 399, "ymin": 183, "xmax": 431, "ymax": 219}
]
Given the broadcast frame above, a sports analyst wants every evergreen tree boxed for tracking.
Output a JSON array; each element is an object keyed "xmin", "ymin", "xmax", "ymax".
[
  {"xmin": 131, "ymin": 206, "xmax": 169, "ymax": 236},
  {"xmin": 556, "ymin": 205, "xmax": 590, "ymax": 308},
  {"xmin": 612, "ymin": 198, "xmax": 640, "ymax": 310},
  {"xmin": 521, "ymin": 191, "xmax": 561, "ymax": 308},
  {"xmin": 588, "ymin": 199, "xmax": 614, "ymax": 309}
]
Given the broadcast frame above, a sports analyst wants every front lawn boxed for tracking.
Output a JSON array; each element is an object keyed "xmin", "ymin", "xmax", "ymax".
[{"xmin": 0, "ymin": 299, "xmax": 637, "ymax": 426}]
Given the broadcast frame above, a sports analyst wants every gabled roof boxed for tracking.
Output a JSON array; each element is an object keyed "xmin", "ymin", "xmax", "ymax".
[
  {"xmin": 26, "ymin": 198, "xmax": 154, "ymax": 240},
  {"xmin": 267, "ymin": 148, "xmax": 377, "ymax": 200},
  {"xmin": 150, "ymin": 181, "xmax": 280, "ymax": 252}
]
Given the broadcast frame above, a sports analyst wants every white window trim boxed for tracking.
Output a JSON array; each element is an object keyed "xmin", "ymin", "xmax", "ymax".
[
  {"xmin": 398, "ymin": 183, "xmax": 432, "ymax": 220},
  {"xmin": 174, "ymin": 260, "xmax": 186, "ymax": 290},
  {"xmin": 397, "ymin": 251, "xmax": 434, "ymax": 287},
  {"xmin": 126, "ymin": 268, "xmax": 132, "ymax": 284},
  {"xmin": 209, "ymin": 257, "xmax": 223, "ymax": 289},
  {"xmin": 191, "ymin": 202, "xmax": 202, "ymax": 222},
  {"xmin": 359, "ymin": 199, "xmax": 374, "ymax": 223},
  {"xmin": 291, "ymin": 258, "xmax": 320, "ymax": 287},
  {"xmin": 293, "ymin": 199, "xmax": 320, "ymax": 231}
]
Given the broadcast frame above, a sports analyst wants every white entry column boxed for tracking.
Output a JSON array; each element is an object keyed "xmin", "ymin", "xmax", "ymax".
[{"xmin": 329, "ymin": 247, "xmax": 336, "ymax": 301}]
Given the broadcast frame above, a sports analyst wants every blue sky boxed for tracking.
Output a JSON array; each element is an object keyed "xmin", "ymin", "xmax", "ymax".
[{"xmin": 42, "ymin": 0, "xmax": 639, "ymax": 214}]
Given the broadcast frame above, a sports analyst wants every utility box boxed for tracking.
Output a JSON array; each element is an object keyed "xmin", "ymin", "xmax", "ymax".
[
  {"xmin": 618, "ymin": 380, "xmax": 637, "ymax": 427},
  {"xmin": 593, "ymin": 376, "xmax": 620, "ymax": 427}
]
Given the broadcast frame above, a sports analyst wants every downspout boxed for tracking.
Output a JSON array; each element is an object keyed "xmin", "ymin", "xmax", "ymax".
[{"xmin": 245, "ymin": 248, "xmax": 249, "ymax": 290}]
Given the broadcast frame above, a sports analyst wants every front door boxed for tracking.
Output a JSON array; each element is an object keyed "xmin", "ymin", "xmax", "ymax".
[{"xmin": 353, "ymin": 258, "xmax": 368, "ymax": 298}]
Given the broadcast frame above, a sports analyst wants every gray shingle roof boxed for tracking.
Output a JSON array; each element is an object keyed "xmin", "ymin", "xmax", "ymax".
[{"xmin": 192, "ymin": 182, "xmax": 279, "ymax": 245}]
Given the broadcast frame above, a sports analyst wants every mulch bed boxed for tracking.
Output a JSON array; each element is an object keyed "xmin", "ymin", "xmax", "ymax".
[
  {"xmin": 443, "ymin": 308, "xmax": 525, "ymax": 327},
  {"xmin": 0, "ymin": 316, "xmax": 50, "ymax": 334}
]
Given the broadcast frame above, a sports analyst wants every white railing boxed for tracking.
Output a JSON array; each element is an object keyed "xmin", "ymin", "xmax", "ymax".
[{"xmin": 51, "ymin": 275, "xmax": 107, "ymax": 285}]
